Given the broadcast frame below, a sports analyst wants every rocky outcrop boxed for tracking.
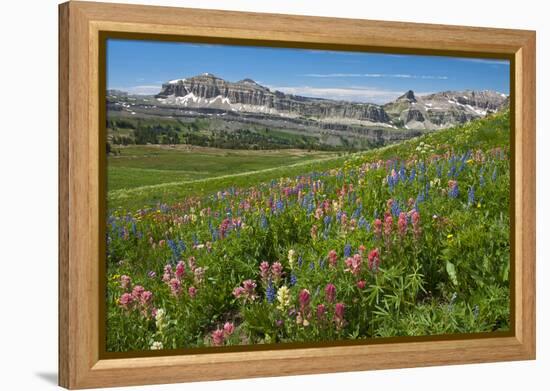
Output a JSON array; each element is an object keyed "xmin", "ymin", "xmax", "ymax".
[
  {"xmin": 156, "ymin": 73, "xmax": 389, "ymax": 123},
  {"xmin": 384, "ymin": 89, "xmax": 508, "ymax": 130},
  {"xmin": 406, "ymin": 109, "xmax": 425, "ymax": 123},
  {"xmin": 397, "ymin": 90, "xmax": 417, "ymax": 103}
]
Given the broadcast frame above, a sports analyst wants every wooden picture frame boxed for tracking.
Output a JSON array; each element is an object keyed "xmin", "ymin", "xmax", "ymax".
[{"xmin": 58, "ymin": 1, "xmax": 536, "ymax": 388}]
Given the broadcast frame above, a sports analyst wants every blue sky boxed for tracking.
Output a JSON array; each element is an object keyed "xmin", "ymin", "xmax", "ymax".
[{"xmin": 107, "ymin": 39, "xmax": 510, "ymax": 104}]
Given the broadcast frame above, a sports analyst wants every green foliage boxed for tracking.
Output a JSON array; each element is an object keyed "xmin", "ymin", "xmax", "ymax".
[{"xmin": 105, "ymin": 111, "xmax": 511, "ymax": 352}]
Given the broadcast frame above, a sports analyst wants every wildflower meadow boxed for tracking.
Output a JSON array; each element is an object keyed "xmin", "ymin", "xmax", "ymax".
[{"xmin": 106, "ymin": 112, "xmax": 511, "ymax": 352}]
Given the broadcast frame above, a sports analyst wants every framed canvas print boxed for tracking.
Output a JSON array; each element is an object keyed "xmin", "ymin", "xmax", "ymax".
[{"xmin": 58, "ymin": 1, "xmax": 536, "ymax": 389}]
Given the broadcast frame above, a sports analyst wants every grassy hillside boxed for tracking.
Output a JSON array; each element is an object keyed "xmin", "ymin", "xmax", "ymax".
[
  {"xmin": 108, "ymin": 112, "xmax": 509, "ymax": 212},
  {"xmin": 106, "ymin": 111, "xmax": 510, "ymax": 352}
]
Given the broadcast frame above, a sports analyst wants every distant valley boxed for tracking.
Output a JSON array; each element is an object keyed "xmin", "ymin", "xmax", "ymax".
[{"xmin": 107, "ymin": 73, "xmax": 508, "ymax": 151}]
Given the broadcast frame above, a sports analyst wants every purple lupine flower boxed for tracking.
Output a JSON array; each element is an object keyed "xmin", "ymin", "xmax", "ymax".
[
  {"xmin": 290, "ymin": 273, "xmax": 297, "ymax": 286},
  {"xmin": 344, "ymin": 244, "xmax": 352, "ymax": 258},
  {"xmin": 266, "ymin": 279, "xmax": 276, "ymax": 304},
  {"xmin": 468, "ymin": 186, "xmax": 475, "ymax": 206}
]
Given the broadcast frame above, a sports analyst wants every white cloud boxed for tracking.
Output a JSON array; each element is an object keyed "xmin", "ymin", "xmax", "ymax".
[
  {"xmin": 456, "ymin": 58, "xmax": 509, "ymax": 65},
  {"xmin": 266, "ymin": 85, "xmax": 424, "ymax": 104},
  {"xmin": 303, "ymin": 49, "xmax": 364, "ymax": 56},
  {"xmin": 302, "ymin": 73, "xmax": 448, "ymax": 80},
  {"xmin": 110, "ymin": 85, "xmax": 161, "ymax": 95}
]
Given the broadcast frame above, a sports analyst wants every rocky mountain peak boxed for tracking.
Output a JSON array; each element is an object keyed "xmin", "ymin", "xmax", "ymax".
[
  {"xmin": 397, "ymin": 90, "xmax": 417, "ymax": 102},
  {"xmin": 239, "ymin": 78, "xmax": 258, "ymax": 84},
  {"xmin": 384, "ymin": 89, "xmax": 508, "ymax": 130},
  {"xmin": 236, "ymin": 78, "xmax": 269, "ymax": 91},
  {"xmin": 187, "ymin": 72, "xmax": 222, "ymax": 81}
]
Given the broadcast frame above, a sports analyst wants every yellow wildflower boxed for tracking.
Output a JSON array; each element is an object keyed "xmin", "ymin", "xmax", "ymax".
[{"xmin": 276, "ymin": 286, "xmax": 291, "ymax": 311}]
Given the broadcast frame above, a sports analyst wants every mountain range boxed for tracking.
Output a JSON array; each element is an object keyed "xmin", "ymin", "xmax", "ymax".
[{"xmin": 153, "ymin": 73, "xmax": 508, "ymax": 130}]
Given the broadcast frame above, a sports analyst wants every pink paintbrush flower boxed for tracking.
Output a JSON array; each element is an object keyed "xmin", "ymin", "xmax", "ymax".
[
  {"xmin": 232, "ymin": 286, "xmax": 245, "ymax": 299},
  {"xmin": 384, "ymin": 214, "xmax": 393, "ymax": 237},
  {"xmin": 223, "ymin": 322, "xmax": 235, "ymax": 336},
  {"xmin": 373, "ymin": 218, "xmax": 382, "ymax": 237},
  {"xmin": 299, "ymin": 289, "xmax": 311, "ymax": 313},
  {"xmin": 120, "ymin": 275, "xmax": 131, "ymax": 290},
  {"xmin": 140, "ymin": 290, "xmax": 153, "ymax": 306},
  {"xmin": 188, "ymin": 286, "xmax": 197, "ymax": 298},
  {"xmin": 211, "ymin": 329, "xmax": 225, "ymax": 346},
  {"xmin": 344, "ymin": 254, "xmax": 362, "ymax": 275},
  {"xmin": 334, "ymin": 302, "xmax": 345, "ymax": 328},
  {"xmin": 175, "ymin": 260, "xmax": 186, "ymax": 280},
  {"xmin": 368, "ymin": 248, "xmax": 381, "ymax": 272},
  {"xmin": 316, "ymin": 304, "xmax": 327, "ymax": 320},
  {"xmin": 328, "ymin": 249, "xmax": 338, "ymax": 267},
  {"xmin": 259, "ymin": 261, "xmax": 270, "ymax": 282},
  {"xmin": 398, "ymin": 212, "xmax": 408, "ymax": 237},
  {"xmin": 169, "ymin": 278, "xmax": 181, "ymax": 297},
  {"xmin": 340, "ymin": 213, "xmax": 348, "ymax": 226},
  {"xmin": 162, "ymin": 264, "xmax": 172, "ymax": 283},
  {"xmin": 271, "ymin": 262, "xmax": 283, "ymax": 282},
  {"xmin": 131, "ymin": 285, "xmax": 145, "ymax": 300},
  {"xmin": 325, "ymin": 283, "xmax": 336, "ymax": 303},
  {"xmin": 234, "ymin": 280, "xmax": 257, "ymax": 302},
  {"xmin": 118, "ymin": 293, "xmax": 134, "ymax": 310},
  {"xmin": 187, "ymin": 256, "xmax": 197, "ymax": 272},
  {"xmin": 243, "ymin": 279, "xmax": 257, "ymax": 295}
]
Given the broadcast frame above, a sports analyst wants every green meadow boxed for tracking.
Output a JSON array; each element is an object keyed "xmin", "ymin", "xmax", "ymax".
[{"xmin": 107, "ymin": 146, "xmax": 345, "ymax": 210}]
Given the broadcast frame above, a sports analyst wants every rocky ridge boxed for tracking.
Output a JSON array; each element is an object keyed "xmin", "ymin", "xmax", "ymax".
[{"xmin": 154, "ymin": 73, "xmax": 508, "ymax": 129}]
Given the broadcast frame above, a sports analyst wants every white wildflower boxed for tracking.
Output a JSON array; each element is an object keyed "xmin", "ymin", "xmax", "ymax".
[
  {"xmin": 155, "ymin": 308, "xmax": 166, "ymax": 331},
  {"xmin": 276, "ymin": 286, "xmax": 291, "ymax": 311},
  {"xmin": 287, "ymin": 249, "xmax": 296, "ymax": 269}
]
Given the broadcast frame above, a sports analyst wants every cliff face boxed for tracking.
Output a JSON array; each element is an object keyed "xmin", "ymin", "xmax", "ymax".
[
  {"xmin": 158, "ymin": 75, "xmax": 274, "ymax": 106},
  {"xmin": 155, "ymin": 74, "xmax": 508, "ymax": 128},
  {"xmin": 155, "ymin": 73, "xmax": 389, "ymax": 123}
]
